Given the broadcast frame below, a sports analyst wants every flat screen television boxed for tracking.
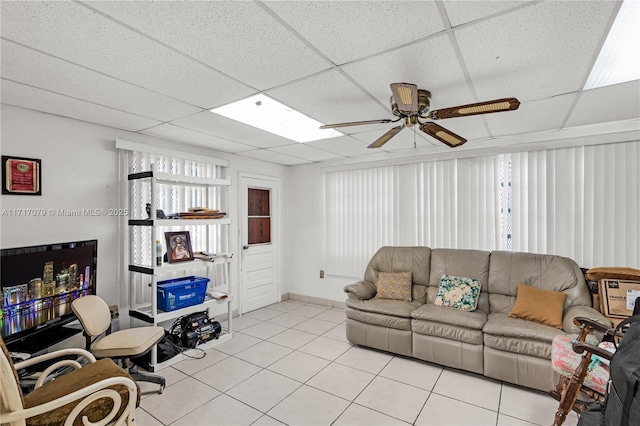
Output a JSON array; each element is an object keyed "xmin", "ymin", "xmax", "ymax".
[{"xmin": 1, "ymin": 239, "xmax": 97, "ymax": 352}]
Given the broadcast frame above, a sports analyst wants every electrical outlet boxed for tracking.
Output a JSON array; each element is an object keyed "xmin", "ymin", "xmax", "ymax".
[
  {"xmin": 320, "ymin": 270, "xmax": 324, "ymax": 279},
  {"xmin": 109, "ymin": 305, "xmax": 119, "ymax": 320}
]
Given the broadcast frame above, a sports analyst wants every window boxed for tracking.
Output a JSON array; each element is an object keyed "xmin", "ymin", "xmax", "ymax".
[
  {"xmin": 247, "ymin": 188, "xmax": 271, "ymax": 245},
  {"xmin": 324, "ymin": 141, "xmax": 639, "ymax": 275}
]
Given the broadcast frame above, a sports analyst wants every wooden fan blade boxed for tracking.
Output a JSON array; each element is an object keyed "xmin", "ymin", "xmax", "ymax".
[
  {"xmin": 390, "ymin": 83, "xmax": 418, "ymax": 114},
  {"xmin": 430, "ymin": 98, "xmax": 520, "ymax": 120},
  {"xmin": 420, "ymin": 122, "xmax": 467, "ymax": 148},
  {"xmin": 320, "ymin": 118, "xmax": 395, "ymax": 129},
  {"xmin": 368, "ymin": 126, "xmax": 404, "ymax": 148}
]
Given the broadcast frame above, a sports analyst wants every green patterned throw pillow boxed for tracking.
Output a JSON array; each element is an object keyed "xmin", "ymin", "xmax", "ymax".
[
  {"xmin": 434, "ymin": 274, "xmax": 481, "ymax": 312},
  {"xmin": 375, "ymin": 272, "xmax": 412, "ymax": 301}
]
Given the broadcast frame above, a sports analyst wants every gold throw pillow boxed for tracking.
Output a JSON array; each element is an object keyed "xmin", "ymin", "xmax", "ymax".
[{"xmin": 508, "ymin": 284, "xmax": 567, "ymax": 329}]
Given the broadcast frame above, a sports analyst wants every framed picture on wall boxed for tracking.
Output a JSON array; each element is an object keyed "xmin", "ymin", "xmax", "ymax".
[
  {"xmin": 2, "ymin": 155, "xmax": 42, "ymax": 195},
  {"xmin": 165, "ymin": 231, "xmax": 194, "ymax": 263}
]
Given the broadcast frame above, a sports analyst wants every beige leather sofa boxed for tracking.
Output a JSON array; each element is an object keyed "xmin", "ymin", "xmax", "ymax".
[{"xmin": 344, "ymin": 246, "xmax": 610, "ymax": 392}]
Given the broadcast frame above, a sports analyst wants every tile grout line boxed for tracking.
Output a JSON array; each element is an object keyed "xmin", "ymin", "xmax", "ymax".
[
  {"xmin": 148, "ymin": 300, "xmax": 556, "ymax": 426},
  {"xmin": 411, "ymin": 365, "xmax": 446, "ymax": 425}
]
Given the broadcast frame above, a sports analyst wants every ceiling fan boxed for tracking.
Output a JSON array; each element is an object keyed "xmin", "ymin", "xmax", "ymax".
[{"xmin": 320, "ymin": 83, "xmax": 520, "ymax": 148}]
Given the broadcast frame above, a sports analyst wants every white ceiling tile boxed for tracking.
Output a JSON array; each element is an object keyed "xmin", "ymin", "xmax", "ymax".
[
  {"xmin": 240, "ymin": 149, "xmax": 312, "ymax": 166},
  {"xmin": 0, "ymin": 40, "xmax": 202, "ymax": 122},
  {"xmin": 141, "ymin": 124, "xmax": 254, "ymax": 153},
  {"xmin": 455, "ymin": 1, "xmax": 618, "ymax": 102},
  {"xmin": 1, "ymin": 1, "xmax": 255, "ymax": 108},
  {"xmin": 0, "ymin": 1, "xmax": 635, "ymax": 167},
  {"xmin": 442, "ymin": 1, "xmax": 526, "ymax": 27},
  {"xmin": 307, "ymin": 136, "xmax": 378, "ymax": 158},
  {"xmin": 566, "ymin": 80, "xmax": 640, "ymax": 128},
  {"xmin": 268, "ymin": 143, "xmax": 342, "ymax": 162},
  {"xmin": 343, "ymin": 34, "xmax": 475, "ymax": 110},
  {"xmin": 265, "ymin": 70, "xmax": 389, "ymax": 126},
  {"xmin": 264, "ymin": 1, "xmax": 444, "ymax": 64},
  {"xmin": 486, "ymin": 94, "xmax": 577, "ymax": 137},
  {"xmin": 86, "ymin": 1, "xmax": 330, "ymax": 90},
  {"xmin": 170, "ymin": 111, "xmax": 293, "ymax": 149},
  {"xmin": 1, "ymin": 79, "xmax": 161, "ymax": 131}
]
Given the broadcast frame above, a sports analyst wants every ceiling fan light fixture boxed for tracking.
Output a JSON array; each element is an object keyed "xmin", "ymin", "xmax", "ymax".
[
  {"xmin": 396, "ymin": 87, "xmax": 413, "ymax": 104},
  {"xmin": 390, "ymin": 83, "xmax": 418, "ymax": 113}
]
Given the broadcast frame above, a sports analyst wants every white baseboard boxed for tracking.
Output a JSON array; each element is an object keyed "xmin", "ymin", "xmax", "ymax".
[{"xmin": 283, "ymin": 293, "xmax": 345, "ymax": 310}]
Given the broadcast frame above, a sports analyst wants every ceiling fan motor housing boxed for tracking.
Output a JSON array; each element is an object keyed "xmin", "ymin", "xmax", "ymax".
[{"xmin": 417, "ymin": 90, "xmax": 431, "ymax": 116}]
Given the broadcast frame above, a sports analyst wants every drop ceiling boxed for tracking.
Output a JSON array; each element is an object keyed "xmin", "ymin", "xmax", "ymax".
[{"xmin": 1, "ymin": 1, "xmax": 638, "ymax": 166}]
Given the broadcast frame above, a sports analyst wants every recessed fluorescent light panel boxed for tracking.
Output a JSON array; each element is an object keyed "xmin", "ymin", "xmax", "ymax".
[
  {"xmin": 584, "ymin": 0, "xmax": 640, "ymax": 90},
  {"xmin": 210, "ymin": 94, "xmax": 344, "ymax": 143}
]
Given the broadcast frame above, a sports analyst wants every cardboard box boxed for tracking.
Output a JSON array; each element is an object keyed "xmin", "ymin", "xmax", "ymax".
[
  {"xmin": 599, "ymin": 279, "xmax": 640, "ymax": 318},
  {"xmin": 591, "ymin": 293, "xmax": 602, "ymax": 313}
]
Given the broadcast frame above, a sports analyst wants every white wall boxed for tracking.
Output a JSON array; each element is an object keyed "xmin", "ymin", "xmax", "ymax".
[
  {"xmin": 0, "ymin": 104, "xmax": 289, "ymax": 312},
  {"xmin": 286, "ymin": 163, "xmax": 352, "ymax": 302}
]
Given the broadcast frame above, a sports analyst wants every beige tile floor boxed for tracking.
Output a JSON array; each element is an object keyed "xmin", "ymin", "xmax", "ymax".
[{"xmin": 136, "ymin": 300, "xmax": 579, "ymax": 426}]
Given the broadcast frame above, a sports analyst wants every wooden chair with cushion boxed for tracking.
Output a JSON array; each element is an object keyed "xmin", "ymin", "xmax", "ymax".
[
  {"xmin": 71, "ymin": 295, "xmax": 166, "ymax": 394},
  {"xmin": 549, "ymin": 316, "xmax": 621, "ymax": 426},
  {"xmin": 0, "ymin": 336, "xmax": 138, "ymax": 426}
]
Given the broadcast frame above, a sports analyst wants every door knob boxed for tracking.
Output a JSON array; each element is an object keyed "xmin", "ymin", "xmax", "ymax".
[{"xmin": 243, "ymin": 245, "xmax": 249, "ymax": 250}]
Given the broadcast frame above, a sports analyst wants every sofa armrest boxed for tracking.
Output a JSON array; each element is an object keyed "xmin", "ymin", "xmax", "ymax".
[
  {"xmin": 344, "ymin": 280, "xmax": 377, "ymax": 300},
  {"xmin": 562, "ymin": 305, "xmax": 612, "ymax": 334}
]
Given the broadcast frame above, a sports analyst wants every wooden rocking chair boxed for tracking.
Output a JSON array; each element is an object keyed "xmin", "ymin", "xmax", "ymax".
[
  {"xmin": 549, "ymin": 317, "xmax": 621, "ymax": 426},
  {"xmin": 1, "ymin": 336, "xmax": 139, "ymax": 426}
]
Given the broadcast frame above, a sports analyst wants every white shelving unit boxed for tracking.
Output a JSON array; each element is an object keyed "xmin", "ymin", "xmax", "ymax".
[{"xmin": 126, "ymin": 169, "xmax": 233, "ymax": 371}]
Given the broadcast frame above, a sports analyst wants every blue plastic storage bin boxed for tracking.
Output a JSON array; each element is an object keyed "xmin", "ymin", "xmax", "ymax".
[{"xmin": 157, "ymin": 276, "xmax": 209, "ymax": 312}]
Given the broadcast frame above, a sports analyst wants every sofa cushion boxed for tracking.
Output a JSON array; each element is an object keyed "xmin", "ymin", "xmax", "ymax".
[
  {"xmin": 488, "ymin": 251, "xmax": 590, "ymax": 314},
  {"xmin": 375, "ymin": 272, "xmax": 412, "ymax": 301},
  {"xmin": 411, "ymin": 304, "xmax": 486, "ymax": 345},
  {"xmin": 411, "ymin": 319, "xmax": 484, "ymax": 345},
  {"xmin": 346, "ymin": 297, "xmax": 421, "ymax": 317},
  {"xmin": 346, "ymin": 298, "xmax": 423, "ymax": 331},
  {"xmin": 346, "ymin": 307, "xmax": 412, "ymax": 330},
  {"xmin": 24, "ymin": 358, "xmax": 139, "ymax": 426},
  {"xmin": 364, "ymin": 246, "xmax": 431, "ymax": 301},
  {"xmin": 483, "ymin": 313, "xmax": 563, "ymax": 359},
  {"xmin": 508, "ymin": 284, "xmax": 567, "ymax": 329},
  {"xmin": 411, "ymin": 304, "xmax": 487, "ymax": 330},
  {"xmin": 428, "ymin": 249, "xmax": 490, "ymax": 314},
  {"xmin": 435, "ymin": 274, "xmax": 481, "ymax": 312}
]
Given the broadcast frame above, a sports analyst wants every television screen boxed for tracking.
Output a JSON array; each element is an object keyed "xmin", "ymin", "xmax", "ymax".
[{"xmin": 1, "ymin": 240, "xmax": 97, "ymax": 346}]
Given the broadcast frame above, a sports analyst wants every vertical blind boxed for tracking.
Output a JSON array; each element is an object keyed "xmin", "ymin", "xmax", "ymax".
[
  {"xmin": 509, "ymin": 142, "xmax": 639, "ymax": 267},
  {"xmin": 325, "ymin": 141, "xmax": 639, "ymax": 278}
]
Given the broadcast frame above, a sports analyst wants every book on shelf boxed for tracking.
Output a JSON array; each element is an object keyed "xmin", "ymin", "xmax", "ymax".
[
  {"xmin": 194, "ymin": 251, "xmax": 233, "ymax": 261},
  {"xmin": 208, "ymin": 291, "xmax": 228, "ymax": 300}
]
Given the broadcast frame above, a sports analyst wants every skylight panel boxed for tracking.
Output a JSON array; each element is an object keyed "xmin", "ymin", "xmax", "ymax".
[
  {"xmin": 210, "ymin": 94, "xmax": 344, "ymax": 143},
  {"xmin": 584, "ymin": 0, "xmax": 640, "ymax": 90}
]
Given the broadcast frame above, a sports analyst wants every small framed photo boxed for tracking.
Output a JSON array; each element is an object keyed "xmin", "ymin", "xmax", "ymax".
[
  {"xmin": 2, "ymin": 155, "xmax": 42, "ymax": 195},
  {"xmin": 165, "ymin": 231, "xmax": 194, "ymax": 263}
]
